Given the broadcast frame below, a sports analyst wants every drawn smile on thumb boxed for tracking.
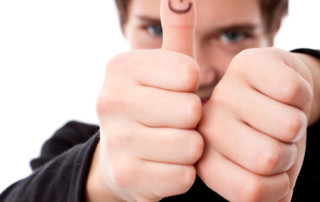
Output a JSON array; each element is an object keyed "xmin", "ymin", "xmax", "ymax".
[
  {"xmin": 161, "ymin": 0, "xmax": 196, "ymax": 57},
  {"xmin": 168, "ymin": 0, "xmax": 193, "ymax": 14}
]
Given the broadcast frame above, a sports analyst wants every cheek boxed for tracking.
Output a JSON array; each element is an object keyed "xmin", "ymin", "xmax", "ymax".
[
  {"xmin": 126, "ymin": 30, "xmax": 145, "ymax": 49},
  {"xmin": 217, "ymin": 54, "xmax": 234, "ymax": 76},
  {"xmin": 211, "ymin": 50, "xmax": 237, "ymax": 74}
]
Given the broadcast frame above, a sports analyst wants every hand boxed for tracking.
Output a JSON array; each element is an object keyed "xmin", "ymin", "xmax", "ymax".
[
  {"xmin": 91, "ymin": 0, "xmax": 203, "ymax": 201},
  {"xmin": 197, "ymin": 48, "xmax": 313, "ymax": 202}
]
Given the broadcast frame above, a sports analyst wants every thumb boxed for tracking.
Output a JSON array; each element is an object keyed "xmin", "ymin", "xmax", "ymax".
[{"xmin": 161, "ymin": 0, "xmax": 196, "ymax": 58}]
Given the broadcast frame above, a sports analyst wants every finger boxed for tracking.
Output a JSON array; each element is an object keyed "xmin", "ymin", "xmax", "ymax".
[
  {"xmin": 138, "ymin": 162, "xmax": 196, "ymax": 199},
  {"xmin": 132, "ymin": 127, "xmax": 203, "ymax": 165},
  {"xmin": 106, "ymin": 50, "xmax": 199, "ymax": 92},
  {"xmin": 281, "ymin": 135, "xmax": 306, "ymax": 201},
  {"xmin": 98, "ymin": 83, "xmax": 201, "ymax": 129},
  {"xmin": 232, "ymin": 49, "xmax": 313, "ymax": 110},
  {"xmin": 198, "ymin": 111, "xmax": 297, "ymax": 175},
  {"xmin": 161, "ymin": 0, "xmax": 196, "ymax": 57},
  {"xmin": 251, "ymin": 60, "xmax": 312, "ymax": 111},
  {"xmin": 197, "ymin": 150, "xmax": 290, "ymax": 202},
  {"xmin": 131, "ymin": 87, "xmax": 201, "ymax": 129},
  {"xmin": 198, "ymin": 103, "xmax": 297, "ymax": 175},
  {"xmin": 229, "ymin": 84, "xmax": 307, "ymax": 143}
]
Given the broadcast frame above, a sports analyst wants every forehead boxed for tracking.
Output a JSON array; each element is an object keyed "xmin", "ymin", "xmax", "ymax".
[
  {"xmin": 128, "ymin": 0, "xmax": 160, "ymax": 18},
  {"xmin": 196, "ymin": 0, "xmax": 262, "ymax": 29},
  {"xmin": 128, "ymin": 0, "xmax": 262, "ymax": 25}
]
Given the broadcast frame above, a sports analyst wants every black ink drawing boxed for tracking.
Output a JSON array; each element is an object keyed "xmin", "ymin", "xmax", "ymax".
[{"xmin": 168, "ymin": 0, "xmax": 192, "ymax": 14}]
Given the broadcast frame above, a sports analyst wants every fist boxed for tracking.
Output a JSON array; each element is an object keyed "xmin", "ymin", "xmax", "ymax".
[
  {"xmin": 95, "ymin": 0, "xmax": 203, "ymax": 201},
  {"xmin": 197, "ymin": 48, "xmax": 313, "ymax": 202}
]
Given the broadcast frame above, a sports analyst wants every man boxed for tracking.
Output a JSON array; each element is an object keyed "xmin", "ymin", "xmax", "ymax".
[{"xmin": 1, "ymin": 0, "xmax": 319, "ymax": 201}]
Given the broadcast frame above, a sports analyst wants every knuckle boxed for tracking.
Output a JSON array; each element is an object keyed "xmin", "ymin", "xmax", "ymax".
[
  {"xmin": 279, "ymin": 71, "xmax": 301, "ymax": 103},
  {"xmin": 257, "ymin": 143, "xmax": 282, "ymax": 175},
  {"xmin": 96, "ymin": 93, "xmax": 124, "ymax": 115},
  {"xmin": 105, "ymin": 130, "xmax": 130, "ymax": 149},
  {"xmin": 106, "ymin": 52, "xmax": 128, "ymax": 73},
  {"xmin": 281, "ymin": 110, "xmax": 306, "ymax": 142},
  {"xmin": 179, "ymin": 59, "xmax": 199, "ymax": 92},
  {"xmin": 187, "ymin": 132, "xmax": 204, "ymax": 163},
  {"xmin": 237, "ymin": 174, "xmax": 290, "ymax": 202},
  {"xmin": 197, "ymin": 121, "xmax": 212, "ymax": 141},
  {"xmin": 177, "ymin": 166, "xmax": 197, "ymax": 193},
  {"xmin": 197, "ymin": 100, "xmax": 224, "ymax": 141},
  {"xmin": 186, "ymin": 94, "xmax": 202, "ymax": 128},
  {"xmin": 112, "ymin": 159, "xmax": 136, "ymax": 187},
  {"xmin": 230, "ymin": 49, "xmax": 255, "ymax": 73},
  {"xmin": 237, "ymin": 178, "xmax": 264, "ymax": 202},
  {"xmin": 212, "ymin": 84, "xmax": 232, "ymax": 107},
  {"xmin": 96, "ymin": 94, "xmax": 109, "ymax": 115}
]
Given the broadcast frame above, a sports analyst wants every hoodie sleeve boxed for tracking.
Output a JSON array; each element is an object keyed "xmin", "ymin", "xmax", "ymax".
[{"xmin": 0, "ymin": 124, "xmax": 99, "ymax": 202}]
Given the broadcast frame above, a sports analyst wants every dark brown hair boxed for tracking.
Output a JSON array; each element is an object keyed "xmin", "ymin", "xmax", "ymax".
[
  {"xmin": 260, "ymin": 0, "xmax": 288, "ymax": 33},
  {"xmin": 114, "ymin": 0, "xmax": 131, "ymax": 31},
  {"xmin": 114, "ymin": 0, "xmax": 288, "ymax": 34}
]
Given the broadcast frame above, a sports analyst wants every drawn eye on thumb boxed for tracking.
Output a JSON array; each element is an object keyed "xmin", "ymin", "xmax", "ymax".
[{"xmin": 168, "ymin": 0, "xmax": 193, "ymax": 14}]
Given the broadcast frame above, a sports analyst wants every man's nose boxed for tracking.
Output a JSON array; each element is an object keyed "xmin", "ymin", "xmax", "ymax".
[{"xmin": 194, "ymin": 41, "xmax": 217, "ymax": 87}]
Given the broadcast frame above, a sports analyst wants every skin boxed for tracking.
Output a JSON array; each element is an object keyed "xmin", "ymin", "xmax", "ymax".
[
  {"xmin": 87, "ymin": 0, "xmax": 320, "ymax": 201},
  {"xmin": 124, "ymin": 0, "xmax": 270, "ymax": 101},
  {"xmin": 168, "ymin": 0, "xmax": 193, "ymax": 14}
]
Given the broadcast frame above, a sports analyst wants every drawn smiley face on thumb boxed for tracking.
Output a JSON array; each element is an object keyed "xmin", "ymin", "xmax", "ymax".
[
  {"xmin": 161, "ymin": 0, "xmax": 196, "ymax": 57},
  {"xmin": 168, "ymin": 0, "xmax": 193, "ymax": 14}
]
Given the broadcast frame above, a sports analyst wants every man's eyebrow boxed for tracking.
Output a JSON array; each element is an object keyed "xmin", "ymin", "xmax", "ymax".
[
  {"xmin": 135, "ymin": 15, "xmax": 161, "ymax": 24},
  {"xmin": 215, "ymin": 24, "xmax": 261, "ymax": 32},
  {"xmin": 134, "ymin": 17, "xmax": 260, "ymax": 33}
]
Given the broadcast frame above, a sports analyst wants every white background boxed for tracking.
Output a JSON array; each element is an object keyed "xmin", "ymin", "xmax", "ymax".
[{"xmin": 0, "ymin": 0, "xmax": 319, "ymax": 193}]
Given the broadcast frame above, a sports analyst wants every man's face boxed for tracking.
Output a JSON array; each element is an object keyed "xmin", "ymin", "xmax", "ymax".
[{"xmin": 124, "ymin": 0, "xmax": 272, "ymax": 101}]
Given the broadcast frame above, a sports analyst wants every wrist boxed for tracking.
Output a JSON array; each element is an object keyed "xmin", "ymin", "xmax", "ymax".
[{"xmin": 85, "ymin": 141, "xmax": 124, "ymax": 202}]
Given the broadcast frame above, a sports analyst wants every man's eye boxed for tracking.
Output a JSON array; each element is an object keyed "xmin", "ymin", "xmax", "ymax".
[
  {"xmin": 146, "ymin": 25, "xmax": 163, "ymax": 38},
  {"xmin": 220, "ymin": 31, "xmax": 246, "ymax": 44}
]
